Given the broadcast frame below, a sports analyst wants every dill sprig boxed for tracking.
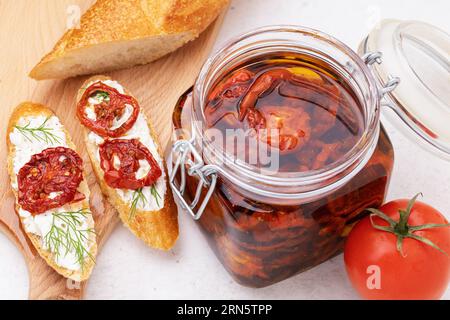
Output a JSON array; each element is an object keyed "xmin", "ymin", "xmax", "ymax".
[
  {"xmin": 129, "ymin": 185, "xmax": 162, "ymax": 219},
  {"xmin": 130, "ymin": 188, "xmax": 147, "ymax": 218},
  {"xmin": 14, "ymin": 117, "xmax": 62, "ymax": 145},
  {"xmin": 44, "ymin": 208, "xmax": 95, "ymax": 270},
  {"xmin": 93, "ymin": 91, "xmax": 110, "ymax": 102},
  {"xmin": 150, "ymin": 185, "xmax": 161, "ymax": 207}
]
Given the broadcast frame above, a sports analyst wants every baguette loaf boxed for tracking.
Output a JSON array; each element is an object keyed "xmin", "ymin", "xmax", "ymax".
[
  {"xmin": 77, "ymin": 76, "xmax": 178, "ymax": 250},
  {"xmin": 30, "ymin": 0, "xmax": 229, "ymax": 80},
  {"xmin": 6, "ymin": 102, "xmax": 97, "ymax": 282}
]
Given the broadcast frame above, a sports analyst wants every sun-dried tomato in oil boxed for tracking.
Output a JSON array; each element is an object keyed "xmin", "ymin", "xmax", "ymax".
[
  {"xmin": 173, "ymin": 53, "xmax": 394, "ymax": 287},
  {"xmin": 204, "ymin": 60, "xmax": 364, "ymax": 170}
]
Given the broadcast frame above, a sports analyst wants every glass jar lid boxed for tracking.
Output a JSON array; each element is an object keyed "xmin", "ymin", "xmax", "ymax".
[{"xmin": 360, "ymin": 19, "xmax": 450, "ymax": 158}]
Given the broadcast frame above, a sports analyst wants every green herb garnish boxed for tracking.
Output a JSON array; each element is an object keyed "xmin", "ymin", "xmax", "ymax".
[
  {"xmin": 14, "ymin": 117, "xmax": 62, "ymax": 145},
  {"xmin": 43, "ymin": 208, "xmax": 96, "ymax": 270},
  {"xmin": 92, "ymin": 90, "xmax": 110, "ymax": 102},
  {"xmin": 129, "ymin": 185, "xmax": 162, "ymax": 219},
  {"xmin": 130, "ymin": 188, "xmax": 147, "ymax": 219},
  {"xmin": 150, "ymin": 185, "xmax": 161, "ymax": 207}
]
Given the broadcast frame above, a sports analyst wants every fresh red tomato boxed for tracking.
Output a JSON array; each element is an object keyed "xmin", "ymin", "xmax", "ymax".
[{"xmin": 344, "ymin": 195, "xmax": 450, "ymax": 300}]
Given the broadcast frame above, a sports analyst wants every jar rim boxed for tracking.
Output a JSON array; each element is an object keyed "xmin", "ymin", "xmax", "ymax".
[{"xmin": 191, "ymin": 25, "xmax": 382, "ymax": 198}]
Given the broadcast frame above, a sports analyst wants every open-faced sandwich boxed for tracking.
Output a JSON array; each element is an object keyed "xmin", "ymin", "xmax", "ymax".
[
  {"xmin": 29, "ymin": 0, "xmax": 229, "ymax": 79},
  {"xmin": 7, "ymin": 102, "xmax": 97, "ymax": 281},
  {"xmin": 76, "ymin": 76, "xmax": 178, "ymax": 250}
]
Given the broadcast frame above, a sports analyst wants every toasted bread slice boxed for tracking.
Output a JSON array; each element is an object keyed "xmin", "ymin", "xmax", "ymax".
[
  {"xmin": 6, "ymin": 102, "xmax": 97, "ymax": 282},
  {"xmin": 77, "ymin": 76, "xmax": 178, "ymax": 250},
  {"xmin": 29, "ymin": 0, "xmax": 229, "ymax": 80}
]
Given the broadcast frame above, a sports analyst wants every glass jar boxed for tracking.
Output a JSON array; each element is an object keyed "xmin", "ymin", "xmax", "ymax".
[{"xmin": 168, "ymin": 24, "xmax": 445, "ymax": 288}]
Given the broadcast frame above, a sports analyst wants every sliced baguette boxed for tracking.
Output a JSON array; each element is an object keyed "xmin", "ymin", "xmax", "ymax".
[
  {"xmin": 77, "ymin": 76, "xmax": 179, "ymax": 250},
  {"xmin": 6, "ymin": 102, "xmax": 97, "ymax": 282},
  {"xmin": 30, "ymin": 0, "xmax": 229, "ymax": 80}
]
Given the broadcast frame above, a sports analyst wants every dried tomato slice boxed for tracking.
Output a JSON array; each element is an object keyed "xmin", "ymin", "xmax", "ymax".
[
  {"xmin": 208, "ymin": 69, "xmax": 254, "ymax": 101},
  {"xmin": 235, "ymin": 69, "xmax": 313, "ymax": 153},
  {"xmin": 77, "ymin": 81, "xmax": 140, "ymax": 138},
  {"xmin": 99, "ymin": 139, "xmax": 162, "ymax": 190},
  {"xmin": 238, "ymin": 68, "xmax": 293, "ymax": 121},
  {"xmin": 255, "ymin": 105, "xmax": 311, "ymax": 152},
  {"xmin": 17, "ymin": 147, "xmax": 85, "ymax": 215}
]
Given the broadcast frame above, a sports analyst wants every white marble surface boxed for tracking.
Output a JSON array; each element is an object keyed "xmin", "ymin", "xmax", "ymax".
[{"xmin": 1, "ymin": 0, "xmax": 449, "ymax": 300}]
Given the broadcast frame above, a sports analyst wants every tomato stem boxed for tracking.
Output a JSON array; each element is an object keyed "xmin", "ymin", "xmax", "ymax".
[{"xmin": 367, "ymin": 193, "xmax": 450, "ymax": 257}]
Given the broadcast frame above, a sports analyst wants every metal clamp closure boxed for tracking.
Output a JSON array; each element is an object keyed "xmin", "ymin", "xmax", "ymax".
[
  {"xmin": 169, "ymin": 140, "xmax": 217, "ymax": 220},
  {"xmin": 363, "ymin": 51, "xmax": 400, "ymax": 98}
]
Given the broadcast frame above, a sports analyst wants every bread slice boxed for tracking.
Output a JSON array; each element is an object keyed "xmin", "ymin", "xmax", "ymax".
[
  {"xmin": 77, "ymin": 76, "xmax": 178, "ymax": 250},
  {"xmin": 29, "ymin": 0, "xmax": 229, "ymax": 80},
  {"xmin": 6, "ymin": 102, "xmax": 97, "ymax": 282}
]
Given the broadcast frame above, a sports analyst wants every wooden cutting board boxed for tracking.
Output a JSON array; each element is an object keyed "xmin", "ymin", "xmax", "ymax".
[{"xmin": 0, "ymin": 0, "xmax": 225, "ymax": 300}]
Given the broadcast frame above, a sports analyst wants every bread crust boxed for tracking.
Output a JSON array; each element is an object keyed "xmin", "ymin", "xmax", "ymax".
[
  {"xmin": 77, "ymin": 76, "xmax": 179, "ymax": 250},
  {"xmin": 29, "ymin": 0, "xmax": 229, "ymax": 79},
  {"xmin": 6, "ymin": 102, "xmax": 97, "ymax": 282}
]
